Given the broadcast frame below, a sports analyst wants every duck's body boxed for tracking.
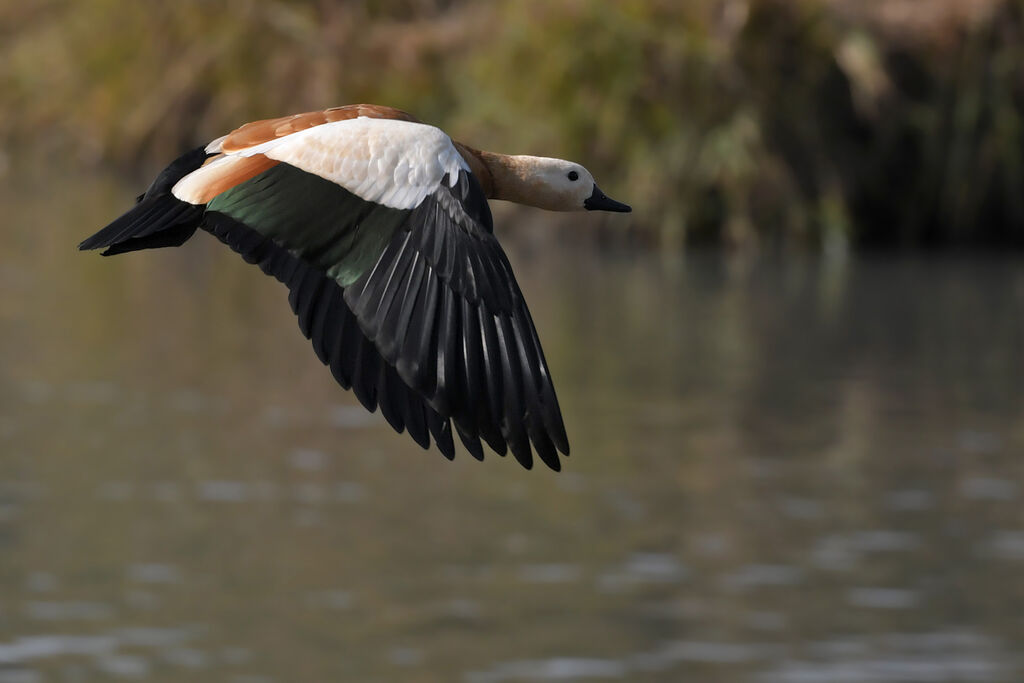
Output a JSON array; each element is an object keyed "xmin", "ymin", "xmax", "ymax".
[{"xmin": 80, "ymin": 104, "xmax": 630, "ymax": 470}]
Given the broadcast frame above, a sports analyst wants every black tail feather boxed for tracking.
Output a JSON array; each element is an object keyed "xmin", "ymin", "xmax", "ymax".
[
  {"xmin": 79, "ymin": 195, "xmax": 204, "ymax": 252},
  {"xmin": 98, "ymin": 224, "xmax": 199, "ymax": 256},
  {"xmin": 79, "ymin": 145, "xmax": 211, "ymax": 255}
]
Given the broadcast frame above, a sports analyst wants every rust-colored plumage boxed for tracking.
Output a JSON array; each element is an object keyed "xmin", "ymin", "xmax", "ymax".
[
  {"xmin": 215, "ymin": 105, "xmax": 502, "ymax": 198},
  {"xmin": 219, "ymin": 104, "xmax": 420, "ymax": 153},
  {"xmin": 184, "ymin": 154, "xmax": 280, "ymax": 204}
]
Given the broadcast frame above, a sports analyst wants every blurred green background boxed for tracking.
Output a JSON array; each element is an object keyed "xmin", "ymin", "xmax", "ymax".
[
  {"xmin": 5, "ymin": 0, "xmax": 1024, "ymax": 251},
  {"xmin": 3, "ymin": 2, "xmax": 1024, "ymax": 682}
]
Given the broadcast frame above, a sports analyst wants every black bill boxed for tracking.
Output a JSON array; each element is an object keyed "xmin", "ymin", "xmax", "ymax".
[{"xmin": 584, "ymin": 185, "xmax": 632, "ymax": 212}]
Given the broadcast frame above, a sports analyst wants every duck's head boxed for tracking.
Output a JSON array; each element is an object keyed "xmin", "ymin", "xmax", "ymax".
[{"xmin": 490, "ymin": 155, "xmax": 632, "ymax": 213}]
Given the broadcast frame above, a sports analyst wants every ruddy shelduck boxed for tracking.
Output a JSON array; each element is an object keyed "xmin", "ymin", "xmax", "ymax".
[{"xmin": 80, "ymin": 104, "xmax": 631, "ymax": 470}]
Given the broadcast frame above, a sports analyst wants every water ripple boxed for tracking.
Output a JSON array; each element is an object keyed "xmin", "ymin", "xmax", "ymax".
[
  {"xmin": 979, "ymin": 531, "xmax": 1024, "ymax": 561},
  {"xmin": 518, "ymin": 563, "xmax": 581, "ymax": 584},
  {"xmin": 24, "ymin": 601, "xmax": 114, "ymax": 621},
  {"xmin": 846, "ymin": 587, "xmax": 920, "ymax": 610},
  {"xmin": 126, "ymin": 563, "xmax": 181, "ymax": 584},
  {"xmin": 95, "ymin": 653, "xmax": 150, "ymax": 678},
  {"xmin": 598, "ymin": 553, "xmax": 687, "ymax": 591},
  {"xmin": 960, "ymin": 478, "xmax": 1018, "ymax": 501},
  {"xmin": 466, "ymin": 657, "xmax": 627, "ymax": 682},
  {"xmin": 720, "ymin": 564, "xmax": 804, "ymax": 590},
  {"xmin": 760, "ymin": 631, "xmax": 1007, "ymax": 682}
]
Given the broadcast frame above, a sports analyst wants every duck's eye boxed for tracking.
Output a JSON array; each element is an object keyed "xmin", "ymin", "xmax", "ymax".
[{"xmin": 567, "ymin": 171, "xmax": 579, "ymax": 181}]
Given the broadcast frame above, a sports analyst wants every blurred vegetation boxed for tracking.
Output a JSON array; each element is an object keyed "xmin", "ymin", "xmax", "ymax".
[{"xmin": 3, "ymin": 0, "xmax": 1024, "ymax": 250}]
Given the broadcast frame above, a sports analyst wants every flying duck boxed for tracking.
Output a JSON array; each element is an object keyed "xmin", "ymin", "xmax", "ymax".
[{"xmin": 79, "ymin": 104, "xmax": 631, "ymax": 470}]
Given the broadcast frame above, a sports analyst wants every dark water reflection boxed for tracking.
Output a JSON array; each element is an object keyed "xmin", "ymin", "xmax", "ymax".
[{"xmin": 2, "ymin": 161, "xmax": 1024, "ymax": 682}]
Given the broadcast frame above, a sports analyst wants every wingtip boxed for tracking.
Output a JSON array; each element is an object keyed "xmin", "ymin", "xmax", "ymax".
[
  {"xmin": 78, "ymin": 238, "xmax": 116, "ymax": 255},
  {"xmin": 509, "ymin": 439, "xmax": 534, "ymax": 470},
  {"xmin": 455, "ymin": 423, "xmax": 485, "ymax": 462},
  {"xmin": 428, "ymin": 413, "xmax": 456, "ymax": 461}
]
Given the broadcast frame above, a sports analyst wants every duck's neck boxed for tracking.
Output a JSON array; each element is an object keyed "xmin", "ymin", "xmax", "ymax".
[{"xmin": 454, "ymin": 142, "xmax": 543, "ymax": 206}]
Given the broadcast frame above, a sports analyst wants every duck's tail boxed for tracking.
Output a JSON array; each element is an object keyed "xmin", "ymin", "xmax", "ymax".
[{"xmin": 79, "ymin": 146, "xmax": 211, "ymax": 256}]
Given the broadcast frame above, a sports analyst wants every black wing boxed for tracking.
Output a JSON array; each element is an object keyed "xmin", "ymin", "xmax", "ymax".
[
  {"xmin": 201, "ymin": 164, "xmax": 568, "ymax": 469},
  {"xmin": 344, "ymin": 170, "xmax": 569, "ymax": 469}
]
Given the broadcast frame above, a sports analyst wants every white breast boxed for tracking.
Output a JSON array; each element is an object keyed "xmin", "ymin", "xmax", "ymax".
[{"xmin": 236, "ymin": 117, "xmax": 468, "ymax": 210}]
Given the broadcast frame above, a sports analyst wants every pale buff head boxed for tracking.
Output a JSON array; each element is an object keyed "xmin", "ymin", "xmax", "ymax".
[{"xmin": 477, "ymin": 153, "xmax": 632, "ymax": 213}]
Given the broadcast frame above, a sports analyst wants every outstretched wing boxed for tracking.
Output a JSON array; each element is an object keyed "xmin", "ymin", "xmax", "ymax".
[
  {"xmin": 343, "ymin": 169, "xmax": 569, "ymax": 469},
  {"xmin": 180, "ymin": 114, "xmax": 568, "ymax": 469}
]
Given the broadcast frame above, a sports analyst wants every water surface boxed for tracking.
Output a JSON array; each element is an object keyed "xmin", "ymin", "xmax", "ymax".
[{"xmin": 2, "ymin": 161, "xmax": 1024, "ymax": 681}]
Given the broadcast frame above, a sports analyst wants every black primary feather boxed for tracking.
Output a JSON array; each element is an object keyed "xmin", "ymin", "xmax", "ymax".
[
  {"xmin": 203, "ymin": 211, "xmax": 457, "ymax": 459},
  {"xmin": 78, "ymin": 146, "xmax": 211, "ymax": 255},
  {"xmin": 343, "ymin": 170, "xmax": 569, "ymax": 468}
]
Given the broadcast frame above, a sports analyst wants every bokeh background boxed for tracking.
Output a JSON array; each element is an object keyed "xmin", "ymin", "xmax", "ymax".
[{"xmin": 3, "ymin": 1, "xmax": 1024, "ymax": 681}]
